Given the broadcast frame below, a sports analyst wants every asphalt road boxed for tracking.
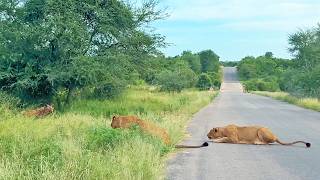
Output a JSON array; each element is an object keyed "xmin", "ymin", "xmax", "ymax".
[{"xmin": 166, "ymin": 67, "xmax": 320, "ymax": 180}]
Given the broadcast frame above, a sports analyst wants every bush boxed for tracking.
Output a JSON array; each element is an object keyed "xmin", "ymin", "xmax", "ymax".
[
  {"xmin": 280, "ymin": 65, "xmax": 320, "ymax": 98},
  {"xmin": 197, "ymin": 73, "xmax": 212, "ymax": 90},
  {"xmin": 207, "ymin": 71, "xmax": 222, "ymax": 89},
  {"xmin": 0, "ymin": 92, "xmax": 22, "ymax": 119},
  {"xmin": 86, "ymin": 127, "xmax": 126, "ymax": 150},
  {"xmin": 155, "ymin": 68, "xmax": 197, "ymax": 92},
  {"xmin": 221, "ymin": 61, "xmax": 239, "ymax": 67},
  {"xmin": 92, "ymin": 80, "xmax": 126, "ymax": 99},
  {"xmin": 238, "ymin": 63, "xmax": 258, "ymax": 80},
  {"xmin": 243, "ymin": 78, "xmax": 279, "ymax": 92}
]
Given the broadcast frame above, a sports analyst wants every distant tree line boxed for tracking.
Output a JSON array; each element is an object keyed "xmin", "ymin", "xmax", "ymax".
[
  {"xmin": 220, "ymin": 61, "xmax": 239, "ymax": 67},
  {"xmin": 238, "ymin": 25, "xmax": 320, "ymax": 99},
  {"xmin": 153, "ymin": 50, "xmax": 221, "ymax": 92},
  {"xmin": 0, "ymin": 0, "xmax": 221, "ymax": 108}
]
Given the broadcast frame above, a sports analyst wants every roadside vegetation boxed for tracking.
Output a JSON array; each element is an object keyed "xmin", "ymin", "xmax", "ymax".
[
  {"xmin": 238, "ymin": 24, "xmax": 320, "ymax": 107},
  {"xmin": 0, "ymin": 0, "xmax": 221, "ymax": 179},
  {"xmin": 253, "ymin": 91, "xmax": 320, "ymax": 112},
  {"xmin": 220, "ymin": 61, "xmax": 239, "ymax": 67},
  {"xmin": 0, "ymin": 87, "xmax": 217, "ymax": 179}
]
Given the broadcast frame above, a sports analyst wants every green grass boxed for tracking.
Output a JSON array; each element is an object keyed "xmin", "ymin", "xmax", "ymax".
[
  {"xmin": 253, "ymin": 91, "xmax": 320, "ymax": 112},
  {"xmin": 0, "ymin": 86, "xmax": 217, "ymax": 179}
]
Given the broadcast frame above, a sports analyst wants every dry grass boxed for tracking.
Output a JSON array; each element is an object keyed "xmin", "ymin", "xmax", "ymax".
[{"xmin": 253, "ymin": 91, "xmax": 320, "ymax": 112}]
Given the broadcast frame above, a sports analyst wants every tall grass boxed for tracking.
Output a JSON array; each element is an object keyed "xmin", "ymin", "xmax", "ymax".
[
  {"xmin": 253, "ymin": 91, "xmax": 320, "ymax": 112},
  {"xmin": 0, "ymin": 87, "xmax": 217, "ymax": 179}
]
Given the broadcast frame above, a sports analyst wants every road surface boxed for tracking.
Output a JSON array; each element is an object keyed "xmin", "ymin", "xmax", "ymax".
[{"xmin": 166, "ymin": 67, "xmax": 320, "ymax": 180}]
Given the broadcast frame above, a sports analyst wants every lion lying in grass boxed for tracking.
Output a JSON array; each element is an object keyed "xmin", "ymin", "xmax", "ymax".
[
  {"xmin": 111, "ymin": 115, "xmax": 208, "ymax": 148},
  {"xmin": 23, "ymin": 104, "xmax": 54, "ymax": 118},
  {"xmin": 207, "ymin": 124, "xmax": 311, "ymax": 148}
]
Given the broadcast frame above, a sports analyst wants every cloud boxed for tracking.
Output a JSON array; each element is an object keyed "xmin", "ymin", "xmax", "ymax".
[
  {"xmin": 155, "ymin": 0, "xmax": 320, "ymax": 60},
  {"xmin": 157, "ymin": 0, "xmax": 320, "ymax": 32},
  {"xmin": 217, "ymin": 18, "xmax": 320, "ymax": 32},
  {"xmin": 167, "ymin": 0, "xmax": 320, "ymax": 21}
]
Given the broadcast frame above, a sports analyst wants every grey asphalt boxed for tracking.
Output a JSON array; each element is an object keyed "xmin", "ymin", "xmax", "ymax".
[{"xmin": 166, "ymin": 67, "xmax": 320, "ymax": 180}]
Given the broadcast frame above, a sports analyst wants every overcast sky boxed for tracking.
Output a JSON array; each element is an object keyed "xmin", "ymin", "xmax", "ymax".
[{"xmin": 152, "ymin": 0, "xmax": 320, "ymax": 61}]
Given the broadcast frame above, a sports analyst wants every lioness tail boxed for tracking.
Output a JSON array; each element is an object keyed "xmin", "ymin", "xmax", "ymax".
[
  {"xmin": 175, "ymin": 142, "xmax": 209, "ymax": 148},
  {"xmin": 276, "ymin": 139, "xmax": 311, "ymax": 148}
]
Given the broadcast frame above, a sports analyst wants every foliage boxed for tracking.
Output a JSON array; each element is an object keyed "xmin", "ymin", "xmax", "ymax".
[
  {"xmin": 243, "ymin": 78, "xmax": 280, "ymax": 92},
  {"xmin": 238, "ymin": 24, "xmax": 320, "ymax": 99},
  {"xmin": 0, "ymin": 0, "xmax": 165, "ymax": 104},
  {"xmin": 0, "ymin": 87, "xmax": 216, "ymax": 179},
  {"xmin": 265, "ymin": 52, "xmax": 273, "ymax": 59},
  {"xmin": 280, "ymin": 65, "xmax": 320, "ymax": 98},
  {"xmin": 197, "ymin": 73, "xmax": 212, "ymax": 90},
  {"xmin": 239, "ymin": 24, "xmax": 320, "ymax": 98},
  {"xmin": 284, "ymin": 25, "xmax": 320, "ymax": 98},
  {"xmin": 253, "ymin": 91, "xmax": 320, "ymax": 112},
  {"xmin": 221, "ymin": 61, "xmax": 239, "ymax": 67},
  {"xmin": 0, "ymin": 92, "xmax": 21, "ymax": 118},
  {"xmin": 155, "ymin": 61, "xmax": 197, "ymax": 92},
  {"xmin": 288, "ymin": 25, "xmax": 320, "ymax": 70},
  {"xmin": 180, "ymin": 51, "xmax": 201, "ymax": 74},
  {"xmin": 135, "ymin": 55, "xmax": 168, "ymax": 85},
  {"xmin": 199, "ymin": 49, "xmax": 220, "ymax": 73},
  {"xmin": 237, "ymin": 54, "xmax": 291, "ymax": 92}
]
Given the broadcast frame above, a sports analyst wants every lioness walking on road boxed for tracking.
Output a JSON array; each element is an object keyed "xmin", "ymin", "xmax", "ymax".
[{"xmin": 207, "ymin": 124, "xmax": 311, "ymax": 148}]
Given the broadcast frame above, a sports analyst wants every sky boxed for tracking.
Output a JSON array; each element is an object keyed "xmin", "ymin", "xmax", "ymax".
[{"xmin": 151, "ymin": 0, "xmax": 320, "ymax": 61}]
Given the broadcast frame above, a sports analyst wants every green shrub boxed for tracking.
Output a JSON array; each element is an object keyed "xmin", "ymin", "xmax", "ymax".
[
  {"xmin": 221, "ymin": 61, "xmax": 239, "ymax": 67},
  {"xmin": 243, "ymin": 78, "xmax": 279, "ymax": 92},
  {"xmin": 86, "ymin": 127, "xmax": 127, "ymax": 150},
  {"xmin": 197, "ymin": 73, "xmax": 212, "ymax": 90},
  {"xmin": 0, "ymin": 92, "xmax": 22, "ymax": 119},
  {"xmin": 0, "ymin": 92, "xmax": 22, "ymax": 108},
  {"xmin": 280, "ymin": 65, "xmax": 320, "ymax": 98},
  {"xmin": 155, "ymin": 69, "xmax": 197, "ymax": 92},
  {"xmin": 92, "ymin": 80, "xmax": 125, "ymax": 99},
  {"xmin": 207, "ymin": 71, "xmax": 222, "ymax": 88}
]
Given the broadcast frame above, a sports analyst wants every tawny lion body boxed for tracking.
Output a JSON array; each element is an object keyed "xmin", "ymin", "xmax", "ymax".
[
  {"xmin": 207, "ymin": 124, "xmax": 311, "ymax": 148},
  {"xmin": 23, "ymin": 104, "xmax": 54, "ymax": 118},
  {"xmin": 111, "ymin": 115, "xmax": 171, "ymax": 145},
  {"xmin": 111, "ymin": 115, "xmax": 208, "ymax": 148}
]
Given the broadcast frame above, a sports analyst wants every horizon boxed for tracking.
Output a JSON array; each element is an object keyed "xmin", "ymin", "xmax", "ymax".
[{"xmin": 153, "ymin": 0, "xmax": 320, "ymax": 61}]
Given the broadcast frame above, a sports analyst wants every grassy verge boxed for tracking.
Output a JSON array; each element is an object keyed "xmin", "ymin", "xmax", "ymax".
[
  {"xmin": 252, "ymin": 91, "xmax": 320, "ymax": 112},
  {"xmin": 0, "ymin": 87, "xmax": 217, "ymax": 179}
]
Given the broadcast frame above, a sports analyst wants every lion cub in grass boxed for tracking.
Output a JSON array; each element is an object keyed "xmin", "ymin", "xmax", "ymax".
[
  {"xmin": 207, "ymin": 124, "xmax": 311, "ymax": 148},
  {"xmin": 23, "ymin": 104, "xmax": 54, "ymax": 118},
  {"xmin": 111, "ymin": 115, "xmax": 208, "ymax": 148}
]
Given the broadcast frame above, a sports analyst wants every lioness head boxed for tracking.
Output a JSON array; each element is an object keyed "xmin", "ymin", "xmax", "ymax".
[
  {"xmin": 207, "ymin": 128, "xmax": 223, "ymax": 139},
  {"xmin": 111, "ymin": 116, "xmax": 120, "ymax": 128}
]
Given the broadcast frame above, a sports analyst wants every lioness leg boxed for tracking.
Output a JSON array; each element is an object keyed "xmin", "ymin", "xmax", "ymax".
[
  {"xmin": 213, "ymin": 137, "xmax": 230, "ymax": 143},
  {"xmin": 213, "ymin": 136, "xmax": 239, "ymax": 144},
  {"xmin": 253, "ymin": 141, "xmax": 267, "ymax": 145},
  {"xmin": 257, "ymin": 128, "xmax": 277, "ymax": 144}
]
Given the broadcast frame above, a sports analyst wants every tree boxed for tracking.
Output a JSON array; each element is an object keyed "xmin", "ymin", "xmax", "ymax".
[
  {"xmin": 180, "ymin": 51, "xmax": 201, "ymax": 74},
  {"xmin": 265, "ymin": 52, "xmax": 273, "ymax": 58},
  {"xmin": 288, "ymin": 25, "xmax": 320, "ymax": 70},
  {"xmin": 0, "ymin": 0, "xmax": 166, "ymax": 104},
  {"xmin": 155, "ymin": 61, "xmax": 197, "ymax": 92},
  {"xmin": 198, "ymin": 50, "xmax": 220, "ymax": 73},
  {"xmin": 197, "ymin": 73, "xmax": 212, "ymax": 90}
]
